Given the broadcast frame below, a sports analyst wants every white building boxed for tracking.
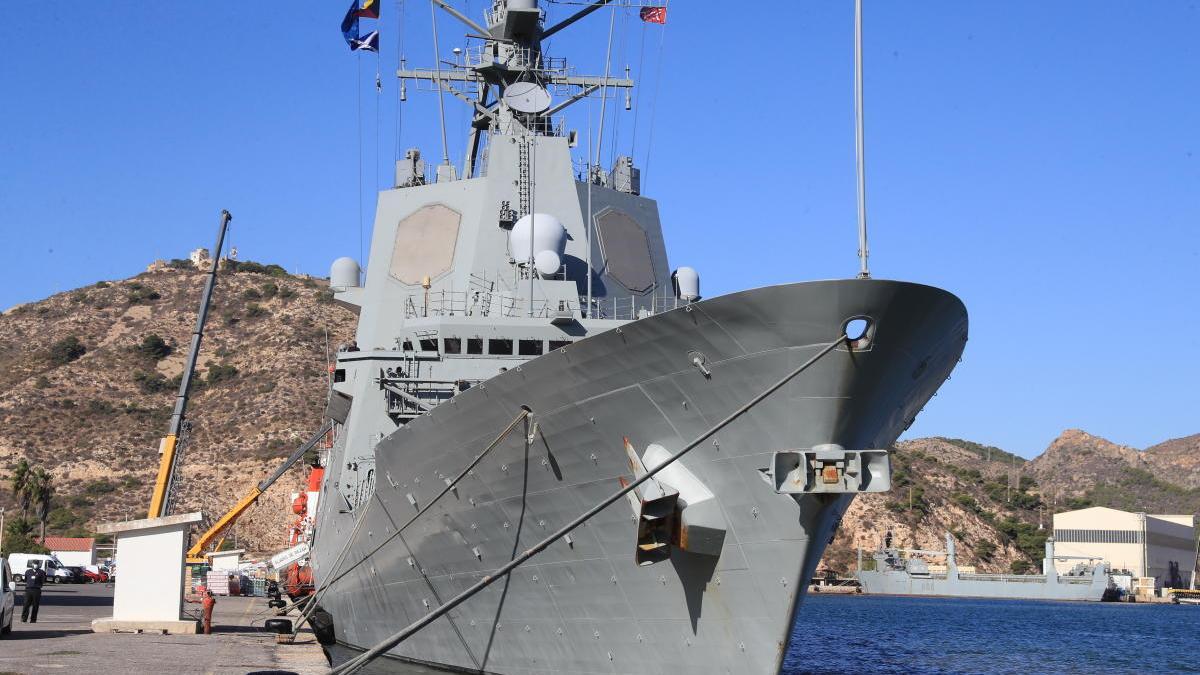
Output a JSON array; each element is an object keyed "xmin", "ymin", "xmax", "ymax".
[
  {"xmin": 1053, "ymin": 507, "xmax": 1196, "ymax": 589},
  {"xmin": 40, "ymin": 537, "xmax": 96, "ymax": 568}
]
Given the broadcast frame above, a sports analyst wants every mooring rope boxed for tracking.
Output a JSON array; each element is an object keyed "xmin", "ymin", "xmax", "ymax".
[
  {"xmin": 331, "ymin": 335, "xmax": 850, "ymax": 674},
  {"xmin": 290, "ymin": 408, "xmax": 531, "ymax": 635}
]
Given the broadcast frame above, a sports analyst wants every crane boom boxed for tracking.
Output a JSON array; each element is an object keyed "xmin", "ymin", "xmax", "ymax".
[
  {"xmin": 186, "ymin": 422, "xmax": 333, "ymax": 563},
  {"xmin": 148, "ymin": 209, "xmax": 232, "ymax": 519}
]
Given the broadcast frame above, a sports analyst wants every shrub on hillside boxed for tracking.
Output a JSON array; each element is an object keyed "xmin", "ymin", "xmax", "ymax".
[
  {"xmin": 206, "ymin": 363, "xmax": 239, "ymax": 385},
  {"xmin": 166, "ymin": 259, "xmax": 193, "ymax": 270},
  {"xmin": 133, "ymin": 370, "xmax": 173, "ymax": 393},
  {"xmin": 126, "ymin": 282, "xmax": 161, "ymax": 304},
  {"xmin": 226, "ymin": 260, "xmax": 289, "ymax": 278},
  {"xmin": 973, "ymin": 540, "xmax": 996, "ymax": 562},
  {"xmin": 137, "ymin": 333, "xmax": 172, "ymax": 360},
  {"xmin": 84, "ymin": 479, "xmax": 117, "ymax": 496},
  {"xmin": 245, "ymin": 303, "xmax": 268, "ymax": 319},
  {"xmin": 48, "ymin": 336, "xmax": 86, "ymax": 365}
]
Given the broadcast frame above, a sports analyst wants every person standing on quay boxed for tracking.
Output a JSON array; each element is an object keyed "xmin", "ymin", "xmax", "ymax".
[{"xmin": 21, "ymin": 560, "xmax": 46, "ymax": 623}]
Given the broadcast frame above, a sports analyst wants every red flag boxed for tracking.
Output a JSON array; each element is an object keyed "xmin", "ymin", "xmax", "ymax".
[
  {"xmin": 639, "ymin": 6, "xmax": 666, "ymax": 24},
  {"xmin": 356, "ymin": 0, "xmax": 379, "ymax": 20}
]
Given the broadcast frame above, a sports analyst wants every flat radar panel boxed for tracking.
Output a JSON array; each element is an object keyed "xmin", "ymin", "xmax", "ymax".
[
  {"xmin": 503, "ymin": 82, "xmax": 552, "ymax": 114},
  {"xmin": 595, "ymin": 208, "xmax": 656, "ymax": 293},
  {"xmin": 389, "ymin": 204, "xmax": 461, "ymax": 285}
]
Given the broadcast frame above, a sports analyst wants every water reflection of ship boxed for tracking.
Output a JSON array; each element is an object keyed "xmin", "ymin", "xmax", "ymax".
[{"xmin": 856, "ymin": 531, "xmax": 1113, "ymax": 602}]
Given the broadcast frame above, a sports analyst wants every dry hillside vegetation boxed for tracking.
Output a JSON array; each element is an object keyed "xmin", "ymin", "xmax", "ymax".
[{"xmin": 0, "ymin": 262, "xmax": 354, "ymax": 551}]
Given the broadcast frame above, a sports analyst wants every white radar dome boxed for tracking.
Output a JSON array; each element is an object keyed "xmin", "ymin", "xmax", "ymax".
[
  {"xmin": 672, "ymin": 266, "xmax": 700, "ymax": 302},
  {"xmin": 509, "ymin": 213, "xmax": 567, "ymax": 265},
  {"xmin": 534, "ymin": 250, "xmax": 562, "ymax": 278},
  {"xmin": 330, "ymin": 256, "xmax": 361, "ymax": 290}
]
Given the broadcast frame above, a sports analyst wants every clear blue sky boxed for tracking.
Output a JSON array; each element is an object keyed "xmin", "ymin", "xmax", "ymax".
[{"xmin": 1, "ymin": 1, "xmax": 1196, "ymax": 457}]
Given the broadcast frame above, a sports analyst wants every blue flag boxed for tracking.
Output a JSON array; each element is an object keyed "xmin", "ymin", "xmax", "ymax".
[{"xmin": 341, "ymin": 0, "xmax": 379, "ymax": 52}]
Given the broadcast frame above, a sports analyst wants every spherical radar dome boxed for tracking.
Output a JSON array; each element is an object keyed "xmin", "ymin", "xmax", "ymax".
[
  {"xmin": 330, "ymin": 256, "xmax": 361, "ymax": 289},
  {"xmin": 509, "ymin": 213, "xmax": 567, "ymax": 264}
]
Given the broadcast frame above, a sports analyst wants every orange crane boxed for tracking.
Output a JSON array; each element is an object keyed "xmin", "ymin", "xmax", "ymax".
[{"xmin": 185, "ymin": 422, "xmax": 332, "ymax": 564}]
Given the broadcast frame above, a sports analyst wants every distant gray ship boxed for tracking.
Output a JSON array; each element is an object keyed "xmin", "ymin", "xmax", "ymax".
[
  {"xmin": 856, "ymin": 533, "xmax": 1112, "ymax": 602},
  {"xmin": 304, "ymin": 2, "xmax": 968, "ymax": 673}
]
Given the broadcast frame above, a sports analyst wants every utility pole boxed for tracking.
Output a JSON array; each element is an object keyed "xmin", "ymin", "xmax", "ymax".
[
  {"xmin": 0, "ymin": 508, "xmax": 5, "ymax": 554},
  {"xmin": 908, "ymin": 486, "xmax": 913, "ymax": 511},
  {"xmin": 1007, "ymin": 454, "xmax": 1014, "ymax": 503}
]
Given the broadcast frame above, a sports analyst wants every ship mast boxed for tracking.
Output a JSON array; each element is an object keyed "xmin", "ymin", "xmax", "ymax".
[{"xmin": 399, "ymin": 0, "xmax": 634, "ymax": 181}]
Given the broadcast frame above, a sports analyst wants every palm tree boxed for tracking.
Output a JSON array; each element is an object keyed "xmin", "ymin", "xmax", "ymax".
[
  {"xmin": 29, "ymin": 468, "xmax": 54, "ymax": 542},
  {"xmin": 10, "ymin": 458, "xmax": 30, "ymax": 519}
]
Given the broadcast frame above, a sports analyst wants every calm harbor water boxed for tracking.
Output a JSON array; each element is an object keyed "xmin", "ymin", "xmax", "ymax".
[{"xmin": 785, "ymin": 594, "xmax": 1200, "ymax": 674}]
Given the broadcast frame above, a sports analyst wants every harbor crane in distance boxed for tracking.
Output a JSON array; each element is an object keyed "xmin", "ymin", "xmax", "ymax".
[{"xmin": 147, "ymin": 210, "xmax": 232, "ymax": 519}]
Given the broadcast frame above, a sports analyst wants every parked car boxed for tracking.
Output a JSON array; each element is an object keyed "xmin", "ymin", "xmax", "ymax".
[
  {"xmin": 82, "ymin": 568, "xmax": 109, "ymax": 583},
  {"xmin": 84, "ymin": 565, "xmax": 111, "ymax": 583},
  {"xmin": 0, "ymin": 558, "xmax": 14, "ymax": 636},
  {"xmin": 64, "ymin": 566, "xmax": 87, "ymax": 584}
]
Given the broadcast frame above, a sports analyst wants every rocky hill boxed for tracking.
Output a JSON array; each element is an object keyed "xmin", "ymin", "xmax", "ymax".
[
  {"xmin": 1, "ymin": 266, "xmax": 1195, "ymax": 568},
  {"xmin": 1144, "ymin": 433, "xmax": 1200, "ymax": 489},
  {"xmin": 823, "ymin": 430, "xmax": 1200, "ymax": 575},
  {"xmin": 0, "ymin": 261, "xmax": 354, "ymax": 552}
]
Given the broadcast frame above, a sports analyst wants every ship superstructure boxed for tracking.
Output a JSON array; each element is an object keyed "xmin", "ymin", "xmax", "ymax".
[{"xmin": 304, "ymin": 2, "xmax": 970, "ymax": 673}]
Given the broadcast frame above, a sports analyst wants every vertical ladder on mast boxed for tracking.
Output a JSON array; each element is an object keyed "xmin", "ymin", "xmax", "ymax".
[{"xmin": 517, "ymin": 136, "xmax": 532, "ymax": 218}]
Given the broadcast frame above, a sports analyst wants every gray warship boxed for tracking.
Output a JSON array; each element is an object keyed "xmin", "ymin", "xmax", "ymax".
[
  {"xmin": 856, "ymin": 533, "xmax": 1112, "ymax": 602},
  {"xmin": 305, "ymin": 1, "xmax": 969, "ymax": 672}
]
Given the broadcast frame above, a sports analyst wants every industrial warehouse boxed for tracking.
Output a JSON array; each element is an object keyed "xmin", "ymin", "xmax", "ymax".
[{"xmin": 1053, "ymin": 506, "xmax": 1197, "ymax": 590}]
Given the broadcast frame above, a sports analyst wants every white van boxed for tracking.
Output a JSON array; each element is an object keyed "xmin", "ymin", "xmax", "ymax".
[
  {"xmin": 8, "ymin": 553, "xmax": 74, "ymax": 584},
  {"xmin": 1, "ymin": 557, "xmax": 14, "ymax": 635}
]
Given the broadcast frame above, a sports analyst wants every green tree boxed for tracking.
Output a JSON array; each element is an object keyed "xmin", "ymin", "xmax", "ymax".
[
  {"xmin": 2, "ymin": 517, "xmax": 48, "ymax": 557},
  {"xmin": 10, "ymin": 458, "xmax": 31, "ymax": 519},
  {"xmin": 28, "ymin": 468, "xmax": 55, "ymax": 541}
]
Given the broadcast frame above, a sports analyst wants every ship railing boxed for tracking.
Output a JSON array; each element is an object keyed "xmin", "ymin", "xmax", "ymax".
[
  {"xmin": 491, "ymin": 116, "xmax": 567, "ymax": 138},
  {"xmin": 462, "ymin": 44, "xmax": 568, "ymax": 77},
  {"xmin": 958, "ymin": 573, "xmax": 1049, "ymax": 583},
  {"xmin": 400, "ymin": 290, "xmax": 692, "ymax": 321},
  {"xmin": 583, "ymin": 292, "xmax": 692, "ymax": 321},
  {"xmin": 381, "ymin": 376, "xmax": 471, "ymax": 418}
]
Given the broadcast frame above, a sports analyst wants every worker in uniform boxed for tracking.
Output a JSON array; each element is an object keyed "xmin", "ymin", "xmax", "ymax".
[
  {"xmin": 186, "ymin": 583, "xmax": 216, "ymax": 634},
  {"xmin": 21, "ymin": 561, "xmax": 46, "ymax": 623}
]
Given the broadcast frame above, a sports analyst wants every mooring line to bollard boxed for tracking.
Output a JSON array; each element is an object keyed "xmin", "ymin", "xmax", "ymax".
[
  {"xmin": 291, "ymin": 408, "xmax": 532, "ymax": 636},
  {"xmin": 331, "ymin": 335, "xmax": 849, "ymax": 675}
]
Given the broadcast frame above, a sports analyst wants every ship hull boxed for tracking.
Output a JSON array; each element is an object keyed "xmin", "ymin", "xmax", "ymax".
[
  {"xmin": 856, "ymin": 570, "xmax": 1109, "ymax": 602},
  {"xmin": 311, "ymin": 279, "xmax": 968, "ymax": 674}
]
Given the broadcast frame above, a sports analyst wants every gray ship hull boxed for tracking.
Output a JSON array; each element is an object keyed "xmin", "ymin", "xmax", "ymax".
[
  {"xmin": 310, "ymin": 278, "xmax": 968, "ymax": 674},
  {"xmin": 856, "ymin": 569, "xmax": 1109, "ymax": 602}
]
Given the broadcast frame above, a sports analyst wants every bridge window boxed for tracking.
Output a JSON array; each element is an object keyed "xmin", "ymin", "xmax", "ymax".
[
  {"xmin": 443, "ymin": 338, "xmax": 461, "ymax": 354},
  {"xmin": 418, "ymin": 338, "xmax": 438, "ymax": 351},
  {"xmin": 519, "ymin": 339, "xmax": 544, "ymax": 356},
  {"xmin": 467, "ymin": 338, "xmax": 484, "ymax": 355},
  {"xmin": 488, "ymin": 338, "xmax": 513, "ymax": 355}
]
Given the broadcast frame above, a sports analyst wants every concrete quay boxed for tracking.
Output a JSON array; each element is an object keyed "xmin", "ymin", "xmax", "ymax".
[{"xmin": 1, "ymin": 582, "xmax": 327, "ymax": 675}]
